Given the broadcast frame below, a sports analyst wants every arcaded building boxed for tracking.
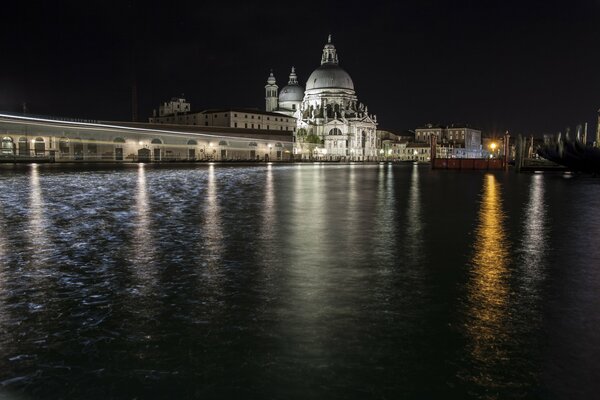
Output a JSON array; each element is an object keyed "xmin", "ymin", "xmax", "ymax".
[{"xmin": 0, "ymin": 114, "xmax": 292, "ymax": 163}]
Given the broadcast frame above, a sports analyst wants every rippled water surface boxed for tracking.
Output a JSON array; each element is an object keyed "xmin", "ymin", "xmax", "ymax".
[{"xmin": 0, "ymin": 163, "xmax": 599, "ymax": 399}]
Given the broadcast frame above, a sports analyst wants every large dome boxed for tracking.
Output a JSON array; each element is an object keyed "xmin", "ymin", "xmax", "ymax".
[
  {"xmin": 306, "ymin": 64, "xmax": 354, "ymax": 91},
  {"xmin": 279, "ymin": 84, "xmax": 304, "ymax": 102}
]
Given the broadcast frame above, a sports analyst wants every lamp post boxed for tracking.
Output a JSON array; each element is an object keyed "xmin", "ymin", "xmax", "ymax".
[{"xmin": 489, "ymin": 142, "xmax": 498, "ymax": 158}]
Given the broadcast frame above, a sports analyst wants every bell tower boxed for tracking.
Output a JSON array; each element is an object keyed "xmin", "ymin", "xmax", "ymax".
[{"xmin": 265, "ymin": 71, "xmax": 278, "ymax": 112}]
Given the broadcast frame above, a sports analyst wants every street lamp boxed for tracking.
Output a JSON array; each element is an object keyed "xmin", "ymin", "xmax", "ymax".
[{"xmin": 489, "ymin": 142, "xmax": 498, "ymax": 158}]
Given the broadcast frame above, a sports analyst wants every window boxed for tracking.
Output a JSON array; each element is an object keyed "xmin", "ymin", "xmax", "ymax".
[
  {"xmin": 234, "ymin": 114, "xmax": 237, "ymax": 117},
  {"xmin": 252, "ymin": 124, "xmax": 254, "ymax": 129},
  {"xmin": 251, "ymin": 115, "xmax": 254, "ymax": 119},
  {"xmin": 267, "ymin": 117, "xmax": 270, "ymax": 120},
  {"xmin": 245, "ymin": 123, "xmax": 248, "ymax": 128},
  {"xmin": 225, "ymin": 114, "xmax": 228, "ymax": 117},
  {"xmin": 234, "ymin": 122, "xmax": 238, "ymax": 127}
]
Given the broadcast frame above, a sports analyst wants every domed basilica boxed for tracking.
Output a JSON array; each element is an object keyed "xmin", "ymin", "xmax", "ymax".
[{"xmin": 265, "ymin": 35, "xmax": 378, "ymax": 160}]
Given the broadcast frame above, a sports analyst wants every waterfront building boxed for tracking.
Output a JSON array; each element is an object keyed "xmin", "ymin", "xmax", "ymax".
[
  {"xmin": 149, "ymin": 104, "xmax": 296, "ymax": 132},
  {"xmin": 415, "ymin": 123, "xmax": 482, "ymax": 157},
  {"xmin": 415, "ymin": 124, "xmax": 481, "ymax": 147},
  {"xmin": 415, "ymin": 124, "xmax": 445, "ymax": 143},
  {"xmin": 393, "ymin": 142, "xmax": 449, "ymax": 162},
  {"xmin": 0, "ymin": 113, "xmax": 292, "ymax": 162},
  {"xmin": 267, "ymin": 36, "xmax": 379, "ymax": 161}
]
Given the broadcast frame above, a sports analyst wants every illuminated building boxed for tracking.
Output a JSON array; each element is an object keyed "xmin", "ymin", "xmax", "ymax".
[
  {"xmin": 266, "ymin": 35, "xmax": 379, "ymax": 161},
  {"xmin": 0, "ymin": 113, "xmax": 292, "ymax": 162}
]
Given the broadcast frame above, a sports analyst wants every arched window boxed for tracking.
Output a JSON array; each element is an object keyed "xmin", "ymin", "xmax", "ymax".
[
  {"xmin": 218, "ymin": 140, "xmax": 228, "ymax": 146},
  {"xmin": 329, "ymin": 128, "xmax": 342, "ymax": 136},
  {"xmin": 1, "ymin": 137, "xmax": 14, "ymax": 154},
  {"xmin": 59, "ymin": 138, "xmax": 69, "ymax": 154},
  {"xmin": 87, "ymin": 139, "xmax": 97, "ymax": 156},
  {"xmin": 275, "ymin": 143, "xmax": 283, "ymax": 148},
  {"xmin": 18, "ymin": 137, "xmax": 29, "ymax": 156},
  {"xmin": 187, "ymin": 139, "xmax": 198, "ymax": 145},
  {"xmin": 73, "ymin": 138, "xmax": 83, "ymax": 160},
  {"xmin": 34, "ymin": 137, "xmax": 46, "ymax": 156},
  {"xmin": 248, "ymin": 142, "xmax": 258, "ymax": 147},
  {"xmin": 113, "ymin": 137, "xmax": 126, "ymax": 144},
  {"xmin": 151, "ymin": 138, "xmax": 162, "ymax": 145}
]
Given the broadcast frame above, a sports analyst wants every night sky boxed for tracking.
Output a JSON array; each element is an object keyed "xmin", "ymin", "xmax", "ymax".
[{"xmin": 1, "ymin": 0, "xmax": 599, "ymax": 136}]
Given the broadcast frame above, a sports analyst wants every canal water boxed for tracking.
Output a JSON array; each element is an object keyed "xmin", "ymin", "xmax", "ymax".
[{"xmin": 0, "ymin": 163, "xmax": 599, "ymax": 399}]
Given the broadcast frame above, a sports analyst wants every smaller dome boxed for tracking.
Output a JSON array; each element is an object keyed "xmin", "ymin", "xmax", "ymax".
[{"xmin": 279, "ymin": 85, "xmax": 304, "ymax": 102}]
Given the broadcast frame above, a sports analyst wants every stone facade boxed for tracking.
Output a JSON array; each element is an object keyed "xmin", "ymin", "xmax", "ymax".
[{"xmin": 266, "ymin": 36, "xmax": 379, "ymax": 161}]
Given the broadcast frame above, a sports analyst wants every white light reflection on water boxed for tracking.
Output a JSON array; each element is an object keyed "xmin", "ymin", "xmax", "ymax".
[
  {"xmin": 27, "ymin": 164, "xmax": 50, "ymax": 267},
  {"xmin": 521, "ymin": 174, "xmax": 547, "ymax": 280},
  {"xmin": 405, "ymin": 164, "xmax": 423, "ymax": 264},
  {"xmin": 374, "ymin": 163, "xmax": 397, "ymax": 272},
  {"xmin": 259, "ymin": 164, "xmax": 276, "ymax": 261},
  {"xmin": 203, "ymin": 164, "xmax": 224, "ymax": 272},
  {"xmin": 282, "ymin": 165, "xmax": 332, "ymax": 360},
  {"xmin": 462, "ymin": 173, "xmax": 511, "ymax": 391},
  {"xmin": 131, "ymin": 164, "xmax": 157, "ymax": 293},
  {"xmin": 0, "ymin": 202, "xmax": 6, "ymax": 263}
]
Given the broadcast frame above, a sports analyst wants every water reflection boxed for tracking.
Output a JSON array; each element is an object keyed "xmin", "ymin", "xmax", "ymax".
[
  {"xmin": 28, "ymin": 164, "xmax": 50, "ymax": 266},
  {"xmin": 374, "ymin": 163, "xmax": 397, "ymax": 271},
  {"xmin": 259, "ymin": 164, "xmax": 276, "ymax": 260},
  {"xmin": 521, "ymin": 174, "xmax": 547, "ymax": 281},
  {"xmin": 283, "ymin": 165, "xmax": 332, "ymax": 360},
  {"xmin": 0, "ymin": 202, "xmax": 6, "ymax": 262},
  {"xmin": 463, "ymin": 174, "xmax": 510, "ymax": 389},
  {"xmin": 131, "ymin": 164, "xmax": 157, "ymax": 291},
  {"xmin": 405, "ymin": 164, "xmax": 423, "ymax": 264},
  {"xmin": 202, "ymin": 164, "xmax": 224, "ymax": 279}
]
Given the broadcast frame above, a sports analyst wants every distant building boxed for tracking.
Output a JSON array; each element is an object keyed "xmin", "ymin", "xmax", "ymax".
[
  {"xmin": 415, "ymin": 124, "xmax": 445, "ymax": 143},
  {"xmin": 149, "ymin": 105, "xmax": 296, "ymax": 132},
  {"xmin": 415, "ymin": 123, "xmax": 482, "ymax": 157},
  {"xmin": 155, "ymin": 97, "xmax": 191, "ymax": 117}
]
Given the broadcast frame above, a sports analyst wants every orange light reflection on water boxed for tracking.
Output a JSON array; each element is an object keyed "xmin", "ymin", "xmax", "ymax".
[{"xmin": 464, "ymin": 173, "xmax": 511, "ymax": 386}]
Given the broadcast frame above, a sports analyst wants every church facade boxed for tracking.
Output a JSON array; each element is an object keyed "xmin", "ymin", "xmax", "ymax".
[{"xmin": 265, "ymin": 36, "xmax": 379, "ymax": 161}]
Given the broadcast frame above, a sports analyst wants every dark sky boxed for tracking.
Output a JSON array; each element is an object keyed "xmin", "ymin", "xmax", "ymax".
[{"xmin": 1, "ymin": 0, "xmax": 599, "ymax": 136}]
